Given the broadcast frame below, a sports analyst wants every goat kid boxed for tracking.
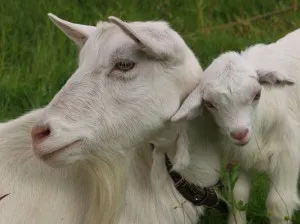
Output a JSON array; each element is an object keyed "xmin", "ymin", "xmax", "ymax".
[{"xmin": 171, "ymin": 27, "xmax": 300, "ymax": 224}]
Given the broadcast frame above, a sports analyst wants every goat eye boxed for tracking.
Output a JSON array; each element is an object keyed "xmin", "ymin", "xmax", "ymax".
[
  {"xmin": 253, "ymin": 91, "xmax": 261, "ymax": 102},
  {"xmin": 203, "ymin": 100, "xmax": 215, "ymax": 109},
  {"xmin": 115, "ymin": 61, "xmax": 135, "ymax": 72}
]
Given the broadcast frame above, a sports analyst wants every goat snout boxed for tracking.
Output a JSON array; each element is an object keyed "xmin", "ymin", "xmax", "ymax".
[
  {"xmin": 31, "ymin": 124, "xmax": 51, "ymax": 145},
  {"xmin": 230, "ymin": 128, "xmax": 249, "ymax": 141}
]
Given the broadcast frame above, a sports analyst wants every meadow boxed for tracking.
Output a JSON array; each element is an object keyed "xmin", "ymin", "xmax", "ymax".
[{"xmin": 1, "ymin": 0, "xmax": 300, "ymax": 223}]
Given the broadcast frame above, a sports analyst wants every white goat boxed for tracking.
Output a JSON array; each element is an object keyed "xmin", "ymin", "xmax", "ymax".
[
  {"xmin": 0, "ymin": 13, "xmax": 221, "ymax": 224},
  {"xmin": 171, "ymin": 28, "xmax": 300, "ymax": 224}
]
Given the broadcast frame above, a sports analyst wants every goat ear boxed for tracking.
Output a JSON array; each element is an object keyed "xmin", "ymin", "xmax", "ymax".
[
  {"xmin": 48, "ymin": 13, "xmax": 96, "ymax": 47},
  {"xmin": 108, "ymin": 16, "xmax": 180, "ymax": 59},
  {"xmin": 171, "ymin": 86, "xmax": 203, "ymax": 122},
  {"xmin": 257, "ymin": 69, "xmax": 295, "ymax": 86}
]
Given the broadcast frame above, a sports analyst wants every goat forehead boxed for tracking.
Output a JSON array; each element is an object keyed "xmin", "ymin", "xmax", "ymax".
[
  {"xmin": 80, "ymin": 20, "xmax": 174, "ymax": 63},
  {"xmin": 205, "ymin": 52, "xmax": 255, "ymax": 78},
  {"xmin": 90, "ymin": 19, "xmax": 172, "ymax": 46},
  {"xmin": 80, "ymin": 28, "xmax": 138, "ymax": 64},
  {"xmin": 204, "ymin": 53, "xmax": 258, "ymax": 98},
  {"xmin": 205, "ymin": 69, "xmax": 253, "ymax": 92},
  {"xmin": 205, "ymin": 76, "xmax": 258, "ymax": 103},
  {"xmin": 204, "ymin": 84, "xmax": 241, "ymax": 103}
]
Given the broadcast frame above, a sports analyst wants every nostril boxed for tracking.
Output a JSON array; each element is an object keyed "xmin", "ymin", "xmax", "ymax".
[
  {"xmin": 31, "ymin": 125, "xmax": 51, "ymax": 143},
  {"xmin": 230, "ymin": 128, "xmax": 249, "ymax": 140}
]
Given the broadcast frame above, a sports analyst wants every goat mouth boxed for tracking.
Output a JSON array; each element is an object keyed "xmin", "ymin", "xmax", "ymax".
[
  {"xmin": 234, "ymin": 138, "xmax": 249, "ymax": 146},
  {"xmin": 41, "ymin": 140, "xmax": 82, "ymax": 161},
  {"xmin": 235, "ymin": 142, "xmax": 248, "ymax": 146}
]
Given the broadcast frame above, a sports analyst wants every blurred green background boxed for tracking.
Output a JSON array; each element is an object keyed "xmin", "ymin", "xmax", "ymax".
[{"xmin": 1, "ymin": 0, "xmax": 300, "ymax": 223}]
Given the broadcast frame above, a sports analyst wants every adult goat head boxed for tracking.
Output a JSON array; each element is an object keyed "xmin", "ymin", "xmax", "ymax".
[{"xmin": 31, "ymin": 14, "xmax": 202, "ymax": 167}]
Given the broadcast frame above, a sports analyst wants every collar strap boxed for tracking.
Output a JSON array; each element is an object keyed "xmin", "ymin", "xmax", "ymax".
[{"xmin": 165, "ymin": 154, "xmax": 221, "ymax": 207}]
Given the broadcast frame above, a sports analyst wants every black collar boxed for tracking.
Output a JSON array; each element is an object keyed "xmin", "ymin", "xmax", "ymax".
[{"xmin": 165, "ymin": 154, "xmax": 223, "ymax": 208}]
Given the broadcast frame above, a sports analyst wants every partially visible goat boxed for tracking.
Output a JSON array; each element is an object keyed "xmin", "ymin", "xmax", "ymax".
[
  {"xmin": 171, "ymin": 28, "xmax": 300, "ymax": 224},
  {"xmin": 1, "ymin": 13, "xmax": 221, "ymax": 224}
]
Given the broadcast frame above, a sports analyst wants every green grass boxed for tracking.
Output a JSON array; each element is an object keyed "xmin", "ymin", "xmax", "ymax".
[{"xmin": 1, "ymin": 0, "xmax": 300, "ymax": 223}]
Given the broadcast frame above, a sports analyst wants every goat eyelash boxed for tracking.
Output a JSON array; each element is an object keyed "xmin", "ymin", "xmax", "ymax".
[
  {"xmin": 114, "ymin": 60, "xmax": 136, "ymax": 72},
  {"xmin": 203, "ymin": 100, "xmax": 216, "ymax": 109},
  {"xmin": 252, "ymin": 91, "xmax": 261, "ymax": 102}
]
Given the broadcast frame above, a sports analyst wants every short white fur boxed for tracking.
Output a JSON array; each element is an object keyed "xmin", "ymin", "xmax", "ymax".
[
  {"xmin": 172, "ymin": 28, "xmax": 300, "ymax": 224},
  {"xmin": 0, "ymin": 13, "xmax": 220, "ymax": 224}
]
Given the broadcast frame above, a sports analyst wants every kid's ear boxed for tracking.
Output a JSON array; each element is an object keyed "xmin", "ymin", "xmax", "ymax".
[
  {"xmin": 171, "ymin": 85, "xmax": 203, "ymax": 122},
  {"xmin": 257, "ymin": 69, "xmax": 295, "ymax": 86}
]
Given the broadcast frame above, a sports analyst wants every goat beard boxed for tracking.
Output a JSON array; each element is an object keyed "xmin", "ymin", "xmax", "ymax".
[{"xmin": 83, "ymin": 151, "xmax": 128, "ymax": 224}]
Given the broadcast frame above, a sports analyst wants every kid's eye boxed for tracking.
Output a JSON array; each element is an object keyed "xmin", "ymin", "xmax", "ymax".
[{"xmin": 203, "ymin": 100, "xmax": 216, "ymax": 109}]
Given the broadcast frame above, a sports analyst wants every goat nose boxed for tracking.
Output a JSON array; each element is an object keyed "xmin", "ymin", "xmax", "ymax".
[
  {"xmin": 31, "ymin": 124, "xmax": 51, "ymax": 144},
  {"xmin": 230, "ymin": 128, "xmax": 249, "ymax": 141}
]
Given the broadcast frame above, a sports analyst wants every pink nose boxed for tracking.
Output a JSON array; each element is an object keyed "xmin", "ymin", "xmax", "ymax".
[
  {"xmin": 230, "ymin": 128, "xmax": 249, "ymax": 141},
  {"xmin": 31, "ymin": 124, "xmax": 51, "ymax": 145}
]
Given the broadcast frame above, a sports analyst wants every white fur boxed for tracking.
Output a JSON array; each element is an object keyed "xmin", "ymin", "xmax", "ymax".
[
  {"xmin": 173, "ymin": 28, "xmax": 300, "ymax": 223},
  {"xmin": 0, "ymin": 14, "xmax": 221, "ymax": 224}
]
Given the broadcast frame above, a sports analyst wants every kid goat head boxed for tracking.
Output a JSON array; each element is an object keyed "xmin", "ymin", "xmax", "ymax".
[
  {"xmin": 172, "ymin": 51, "xmax": 294, "ymax": 146},
  {"xmin": 30, "ymin": 14, "xmax": 201, "ymax": 167}
]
